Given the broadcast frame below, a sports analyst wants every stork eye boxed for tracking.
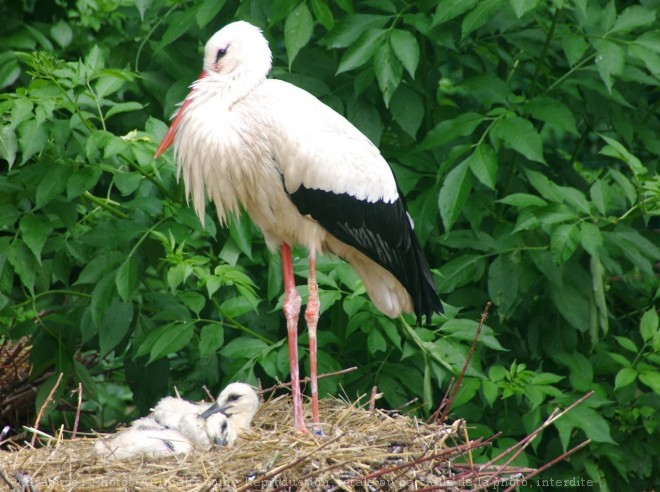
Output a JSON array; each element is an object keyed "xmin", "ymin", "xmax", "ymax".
[
  {"xmin": 222, "ymin": 421, "xmax": 227, "ymax": 431},
  {"xmin": 216, "ymin": 47, "xmax": 228, "ymax": 62},
  {"xmin": 227, "ymin": 394, "xmax": 240, "ymax": 402}
]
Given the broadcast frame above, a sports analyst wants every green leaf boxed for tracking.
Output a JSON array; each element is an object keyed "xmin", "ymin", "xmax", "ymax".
[
  {"xmin": 635, "ymin": 31, "xmax": 660, "ymax": 54},
  {"xmin": 374, "ymin": 43, "xmax": 403, "ymax": 106},
  {"xmin": 178, "ymin": 291, "xmax": 206, "ymax": 314},
  {"xmin": 91, "ymin": 273, "xmax": 116, "ymax": 326},
  {"xmin": 525, "ymin": 96, "xmax": 578, "ymax": 135},
  {"xmin": 75, "ymin": 251, "xmax": 124, "ymax": 285},
  {"xmin": 19, "ymin": 215, "xmax": 52, "ymax": 265},
  {"xmin": 367, "ymin": 328, "xmax": 387, "ymax": 354},
  {"xmin": 220, "ymin": 337, "xmax": 268, "ymax": 359},
  {"xmin": 310, "ymin": 0, "xmax": 335, "ymax": 30},
  {"xmin": 18, "ymin": 119, "xmax": 48, "ymax": 164},
  {"xmin": 389, "ymin": 29, "xmax": 419, "ymax": 79},
  {"xmin": 438, "ymin": 159, "xmax": 473, "ymax": 231},
  {"xmin": 465, "ymin": 144, "xmax": 497, "ymax": 189},
  {"xmin": 590, "ymin": 255, "xmax": 608, "ymax": 336},
  {"xmin": 195, "ymin": 0, "xmax": 227, "ymax": 27},
  {"xmin": 589, "ymin": 179, "xmax": 609, "ymax": 215},
  {"xmin": 560, "ymin": 29, "xmax": 588, "ymax": 66},
  {"xmin": 610, "ymin": 5, "xmax": 655, "ymax": 35},
  {"xmin": 159, "ymin": 9, "xmax": 197, "ymax": 48},
  {"xmin": 148, "ymin": 321, "xmax": 194, "ymax": 363},
  {"xmin": 614, "ymin": 367, "xmax": 638, "ymax": 390},
  {"xmin": 336, "ymin": 29, "xmax": 387, "ymax": 74},
  {"xmin": 599, "ymin": 135, "xmax": 647, "ymax": 176},
  {"xmin": 640, "ymin": 308, "xmax": 659, "ymax": 344},
  {"xmin": 497, "ymin": 193, "xmax": 547, "ymax": 208},
  {"xmin": 558, "ymin": 186, "xmax": 590, "ymax": 215},
  {"xmin": 199, "ymin": 324, "xmax": 225, "ymax": 357},
  {"xmin": 525, "ymin": 169, "xmax": 561, "ymax": 202},
  {"xmin": 432, "ymin": 0, "xmax": 478, "ymax": 26},
  {"xmin": 555, "ymin": 405, "xmax": 615, "ymax": 450},
  {"xmin": 105, "ymin": 102, "xmax": 144, "ymax": 119},
  {"xmin": 35, "ymin": 164, "xmax": 71, "ymax": 209},
  {"xmin": 389, "ymin": 85, "xmax": 423, "ymax": 138},
  {"xmin": 593, "ymin": 40, "xmax": 625, "ymax": 93},
  {"xmin": 135, "ymin": 0, "xmax": 153, "ymax": 21},
  {"xmin": 462, "ymin": 0, "xmax": 505, "ymax": 39},
  {"xmin": 614, "ymin": 335, "xmax": 638, "ymax": 353},
  {"xmin": 491, "ymin": 116, "xmax": 545, "ymax": 163},
  {"xmin": 421, "ymin": 112, "xmax": 484, "ymax": 149},
  {"xmin": 50, "ymin": 20, "xmax": 73, "ymax": 48},
  {"xmin": 488, "ymin": 255, "xmax": 519, "ymax": 314},
  {"xmin": 7, "ymin": 240, "xmax": 37, "ymax": 294},
  {"xmin": 639, "ymin": 371, "xmax": 660, "ymax": 394},
  {"xmin": 285, "ymin": 3, "xmax": 314, "ymax": 69},
  {"xmin": 228, "ymin": 217, "xmax": 253, "ymax": 259},
  {"xmin": 67, "ymin": 167, "xmax": 103, "ymax": 199},
  {"xmin": 322, "ymin": 14, "xmax": 388, "ymax": 48},
  {"xmin": 0, "ymin": 126, "xmax": 18, "ymax": 168},
  {"xmin": 551, "ymin": 223, "xmax": 580, "ymax": 264},
  {"xmin": 85, "ymin": 130, "xmax": 113, "ymax": 160},
  {"xmin": 580, "ymin": 222, "xmax": 603, "ymax": 256},
  {"xmin": 99, "ymin": 299, "xmax": 133, "ymax": 356},
  {"xmin": 436, "ymin": 254, "xmax": 486, "ymax": 293},
  {"xmin": 116, "ymin": 256, "xmax": 138, "ymax": 302},
  {"xmin": 441, "ymin": 318, "xmax": 505, "ymax": 351},
  {"xmin": 509, "ymin": 0, "xmax": 540, "ymax": 18}
]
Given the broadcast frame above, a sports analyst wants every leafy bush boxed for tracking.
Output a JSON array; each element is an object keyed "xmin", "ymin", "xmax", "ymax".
[{"xmin": 1, "ymin": 0, "xmax": 658, "ymax": 490}]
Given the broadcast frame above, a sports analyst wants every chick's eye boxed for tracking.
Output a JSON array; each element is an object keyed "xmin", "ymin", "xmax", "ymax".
[
  {"xmin": 227, "ymin": 394, "xmax": 240, "ymax": 402},
  {"xmin": 216, "ymin": 47, "xmax": 227, "ymax": 62}
]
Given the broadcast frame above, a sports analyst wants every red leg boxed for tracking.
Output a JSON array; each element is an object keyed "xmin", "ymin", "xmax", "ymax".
[
  {"xmin": 280, "ymin": 243, "xmax": 305, "ymax": 432},
  {"xmin": 305, "ymin": 254, "xmax": 321, "ymax": 434}
]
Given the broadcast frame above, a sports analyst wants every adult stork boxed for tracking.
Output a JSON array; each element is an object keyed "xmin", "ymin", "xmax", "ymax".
[{"xmin": 155, "ymin": 21, "xmax": 442, "ymax": 433}]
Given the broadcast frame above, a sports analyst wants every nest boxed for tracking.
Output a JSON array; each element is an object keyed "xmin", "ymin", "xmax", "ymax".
[{"xmin": 0, "ymin": 392, "xmax": 538, "ymax": 492}]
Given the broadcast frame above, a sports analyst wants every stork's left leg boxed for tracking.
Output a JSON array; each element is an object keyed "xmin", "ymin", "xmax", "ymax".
[
  {"xmin": 305, "ymin": 253, "xmax": 321, "ymax": 434},
  {"xmin": 281, "ymin": 243, "xmax": 305, "ymax": 433}
]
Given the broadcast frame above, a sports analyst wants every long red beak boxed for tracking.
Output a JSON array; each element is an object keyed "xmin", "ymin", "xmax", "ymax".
[{"xmin": 154, "ymin": 71, "xmax": 207, "ymax": 158}]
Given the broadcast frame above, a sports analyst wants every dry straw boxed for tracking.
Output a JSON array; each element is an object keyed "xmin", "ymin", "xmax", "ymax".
[{"xmin": 0, "ymin": 305, "xmax": 590, "ymax": 491}]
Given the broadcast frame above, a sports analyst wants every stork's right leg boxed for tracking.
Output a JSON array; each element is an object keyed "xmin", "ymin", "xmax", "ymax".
[{"xmin": 280, "ymin": 243, "xmax": 305, "ymax": 432}]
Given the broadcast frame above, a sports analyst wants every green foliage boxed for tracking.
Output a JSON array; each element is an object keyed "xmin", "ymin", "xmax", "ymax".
[{"xmin": 1, "ymin": 0, "xmax": 659, "ymax": 489}]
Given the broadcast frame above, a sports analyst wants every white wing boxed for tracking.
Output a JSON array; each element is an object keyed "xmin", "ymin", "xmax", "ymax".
[{"xmin": 254, "ymin": 79, "xmax": 399, "ymax": 204}]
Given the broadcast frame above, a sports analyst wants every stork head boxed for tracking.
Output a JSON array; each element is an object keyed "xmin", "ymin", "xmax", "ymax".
[
  {"xmin": 154, "ymin": 21, "xmax": 271, "ymax": 158},
  {"xmin": 204, "ymin": 412, "xmax": 238, "ymax": 447},
  {"xmin": 203, "ymin": 21, "xmax": 272, "ymax": 78},
  {"xmin": 199, "ymin": 382, "xmax": 259, "ymax": 432}
]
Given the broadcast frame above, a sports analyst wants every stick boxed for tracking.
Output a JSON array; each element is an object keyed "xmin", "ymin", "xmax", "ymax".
[
  {"xmin": 30, "ymin": 372, "xmax": 63, "ymax": 446},
  {"xmin": 468, "ymin": 391, "xmax": 594, "ymax": 491},
  {"xmin": 501, "ymin": 439, "xmax": 591, "ymax": 492},
  {"xmin": 368, "ymin": 386, "xmax": 380, "ymax": 411},
  {"xmin": 258, "ymin": 366, "xmax": 358, "ymax": 394},
  {"xmin": 438, "ymin": 302, "xmax": 491, "ymax": 424},
  {"xmin": 72, "ymin": 382, "xmax": 83, "ymax": 439}
]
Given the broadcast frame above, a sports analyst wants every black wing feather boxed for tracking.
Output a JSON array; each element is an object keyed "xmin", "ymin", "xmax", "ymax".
[{"xmin": 288, "ymin": 184, "xmax": 442, "ymax": 324}]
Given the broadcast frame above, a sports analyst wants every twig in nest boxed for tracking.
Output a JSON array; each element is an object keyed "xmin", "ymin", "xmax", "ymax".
[
  {"xmin": 501, "ymin": 439, "xmax": 591, "ymax": 492},
  {"xmin": 72, "ymin": 382, "xmax": 82, "ymax": 439},
  {"xmin": 238, "ymin": 434, "xmax": 343, "ymax": 492},
  {"xmin": 431, "ymin": 302, "xmax": 491, "ymax": 425},
  {"xmin": 368, "ymin": 386, "xmax": 381, "ymax": 412},
  {"xmin": 468, "ymin": 391, "xmax": 594, "ymax": 491},
  {"xmin": 259, "ymin": 366, "xmax": 358, "ymax": 395},
  {"xmin": 427, "ymin": 376, "xmax": 455, "ymax": 424},
  {"xmin": 30, "ymin": 372, "xmax": 63, "ymax": 447},
  {"xmin": 202, "ymin": 385, "xmax": 215, "ymax": 401}
]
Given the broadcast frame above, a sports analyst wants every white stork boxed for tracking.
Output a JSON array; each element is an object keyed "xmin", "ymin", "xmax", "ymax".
[{"xmin": 155, "ymin": 21, "xmax": 442, "ymax": 433}]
